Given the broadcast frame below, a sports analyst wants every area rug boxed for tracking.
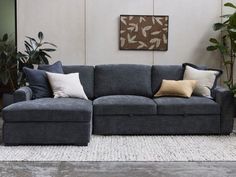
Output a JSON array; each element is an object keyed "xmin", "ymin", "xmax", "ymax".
[{"xmin": 0, "ymin": 135, "xmax": 236, "ymax": 161}]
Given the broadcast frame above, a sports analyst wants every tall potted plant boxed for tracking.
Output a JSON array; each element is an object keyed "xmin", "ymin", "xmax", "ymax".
[
  {"xmin": 207, "ymin": 2, "xmax": 236, "ymax": 94},
  {"xmin": 0, "ymin": 32, "xmax": 56, "ymax": 109},
  {"xmin": 0, "ymin": 33, "xmax": 17, "ymax": 108},
  {"xmin": 17, "ymin": 31, "xmax": 57, "ymax": 86}
]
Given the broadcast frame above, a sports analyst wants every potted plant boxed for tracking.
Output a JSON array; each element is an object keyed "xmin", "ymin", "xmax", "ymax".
[
  {"xmin": 207, "ymin": 2, "xmax": 236, "ymax": 114},
  {"xmin": 17, "ymin": 31, "xmax": 57, "ymax": 86},
  {"xmin": 0, "ymin": 33, "xmax": 17, "ymax": 108},
  {"xmin": 0, "ymin": 32, "xmax": 57, "ymax": 109},
  {"xmin": 207, "ymin": 2, "xmax": 236, "ymax": 93}
]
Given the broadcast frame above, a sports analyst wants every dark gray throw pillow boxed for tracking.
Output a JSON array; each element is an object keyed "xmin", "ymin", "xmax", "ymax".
[
  {"xmin": 23, "ymin": 61, "xmax": 64, "ymax": 99},
  {"xmin": 23, "ymin": 68, "xmax": 51, "ymax": 99},
  {"xmin": 38, "ymin": 61, "xmax": 64, "ymax": 73}
]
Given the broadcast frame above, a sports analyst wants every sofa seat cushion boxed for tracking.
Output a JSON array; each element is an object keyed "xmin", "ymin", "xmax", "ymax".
[
  {"xmin": 3, "ymin": 98, "xmax": 92, "ymax": 122},
  {"xmin": 93, "ymin": 95, "xmax": 157, "ymax": 115},
  {"xmin": 154, "ymin": 96, "xmax": 220, "ymax": 115}
]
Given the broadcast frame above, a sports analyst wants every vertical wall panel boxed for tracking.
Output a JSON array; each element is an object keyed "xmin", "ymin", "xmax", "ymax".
[
  {"xmin": 153, "ymin": 0, "xmax": 221, "ymax": 68},
  {"xmin": 17, "ymin": 0, "xmax": 85, "ymax": 65},
  {"xmin": 86, "ymin": 0, "xmax": 154, "ymax": 65}
]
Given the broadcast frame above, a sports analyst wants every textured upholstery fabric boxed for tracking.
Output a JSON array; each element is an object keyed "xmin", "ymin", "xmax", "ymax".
[
  {"xmin": 152, "ymin": 65, "xmax": 183, "ymax": 95},
  {"xmin": 63, "ymin": 65, "xmax": 94, "ymax": 99},
  {"xmin": 13, "ymin": 86, "xmax": 33, "ymax": 103},
  {"xmin": 3, "ymin": 98, "xmax": 92, "ymax": 122},
  {"xmin": 23, "ymin": 68, "xmax": 52, "ymax": 98},
  {"xmin": 6, "ymin": 64, "xmax": 232, "ymax": 146},
  {"xmin": 38, "ymin": 61, "xmax": 64, "ymax": 73},
  {"xmin": 23, "ymin": 62, "xmax": 64, "ymax": 99},
  {"xmin": 93, "ymin": 115, "xmax": 220, "ymax": 135},
  {"xmin": 94, "ymin": 64, "xmax": 152, "ymax": 97},
  {"xmin": 212, "ymin": 86, "xmax": 234, "ymax": 134},
  {"xmin": 93, "ymin": 95, "xmax": 157, "ymax": 115},
  {"xmin": 182, "ymin": 63, "xmax": 222, "ymax": 90},
  {"xmin": 154, "ymin": 96, "xmax": 220, "ymax": 115},
  {"xmin": 183, "ymin": 65, "xmax": 222, "ymax": 98},
  {"xmin": 3, "ymin": 122, "xmax": 91, "ymax": 146},
  {"xmin": 46, "ymin": 72, "xmax": 88, "ymax": 99}
]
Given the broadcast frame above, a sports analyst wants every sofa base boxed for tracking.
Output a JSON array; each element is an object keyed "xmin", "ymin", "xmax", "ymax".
[
  {"xmin": 3, "ymin": 122, "xmax": 91, "ymax": 146},
  {"xmin": 93, "ymin": 115, "xmax": 221, "ymax": 135}
]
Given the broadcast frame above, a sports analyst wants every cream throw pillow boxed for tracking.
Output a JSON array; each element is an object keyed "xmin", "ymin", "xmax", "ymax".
[
  {"xmin": 46, "ymin": 72, "xmax": 88, "ymax": 100},
  {"xmin": 154, "ymin": 80, "xmax": 197, "ymax": 98},
  {"xmin": 183, "ymin": 65, "xmax": 219, "ymax": 98}
]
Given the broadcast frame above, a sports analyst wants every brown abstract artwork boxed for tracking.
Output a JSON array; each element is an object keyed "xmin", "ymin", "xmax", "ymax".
[{"xmin": 119, "ymin": 15, "xmax": 169, "ymax": 51}]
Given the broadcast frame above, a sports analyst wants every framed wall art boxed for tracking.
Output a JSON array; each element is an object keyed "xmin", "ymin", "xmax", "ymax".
[{"xmin": 119, "ymin": 15, "xmax": 169, "ymax": 51}]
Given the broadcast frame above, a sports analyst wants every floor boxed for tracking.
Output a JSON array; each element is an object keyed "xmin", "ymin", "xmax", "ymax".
[
  {"xmin": 0, "ymin": 119, "xmax": 236, "ymax": 177},
  {"xmin": 1, "ymin": 162, "xmax": 236, "ymax": 177}
]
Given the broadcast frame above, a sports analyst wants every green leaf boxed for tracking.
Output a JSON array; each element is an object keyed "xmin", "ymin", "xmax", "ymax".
[
  {"xmin": 223, "ymin": 19, "xmax": 230, "ymax": 24},
  {"xmin": 213, "ymin": 23, "xmax": 225, "ymax": 31},
  {"xmin": 221, "ymin": 14, "xmax": 232, "ymax": 18},
  {"xmin": 42, "ymin": 42, "xmax": 57, "ymax": 47},
  {"xmin": 16, "ymin": 52, "xmax": 27, "ymax": 59},
  {"xmin": 2, "ymin": 33, "xmax": 8, "ymax": 42},
  {"xmin": 218, "ymin": 44, "xmax": 228, "ymax": 54},
  {"xmin": 40, "ymin": 51, "xmax": 51, "ymax": 58},
  {"xmin": 209, "ymin": 38, "xmax": 218, "ymax": 44},
  {"xmin": 38, "ymin": 32, "xmax": 44, "ymax": 41},
  {"xmin": 229, "ymin": 28, "xmax": 236, "ymax": 33},
  {"xmin": 24, "ymin": 41, "xmax": 33, "ymax": 50},
  {"xmin": 24, "ymin": 43, "xmax": 31, "ymax": 53},
  {"xmin": 225, "ymin": 2, "xmax": 236, "ymax": 9},
  {"xmin": 224, "ymin": 60, "xmax": 233, "ymax": 65},
  {"xmin": 207, "ymin": 46, "xmax": 218, "ymax": 51},
  {"xmin": 229, "ymin": 13, "xmax": 236, "ymax": 27},
  {"xmin": 0, "ymin": 70, "xmax": 10, "ymax": 85},
  {"xmin": 41, "ymin": 48, "xmax": 56, "ymax": 52},
  {"xmin": 0, "ymin": 51, "xmax": 7, "ymax": 60},
  {"xmin": 25, "ymin": 36, "xmax": 37, "ymax": 43},
  {"xmin": 40, "ymin": 54, "xmax": 49, "ymax": 64}
]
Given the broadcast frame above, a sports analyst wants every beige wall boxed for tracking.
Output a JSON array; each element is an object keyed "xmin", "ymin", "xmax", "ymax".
[
  {"xmin": 17, "ymin": 0, "xmax": 85, "ymax": 65},
  {"xmin": 17, "ymin": 0, "xmax": 223, "ymax": 68}
]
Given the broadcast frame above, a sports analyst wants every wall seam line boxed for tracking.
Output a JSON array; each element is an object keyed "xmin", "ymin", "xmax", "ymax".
[
  {"xmin": 152, "ymin": 0, "xmax": 155, "ymax": 65},
  {"xmin": 84, "ymin": 0, "xmax": 87, "ymax": 65},
  {"xmin": 220, "ymin": 0, "xmax": 223, "ymax": 85},
  {"xmin": 16, "ymin": 0, "xmax": 19, "ymax": 51}
]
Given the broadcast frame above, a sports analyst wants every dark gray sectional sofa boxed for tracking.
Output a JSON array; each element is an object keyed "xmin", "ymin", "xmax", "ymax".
[{"xmin": 2, "ymin": 64, "xmax": 234, "ymax": 146}]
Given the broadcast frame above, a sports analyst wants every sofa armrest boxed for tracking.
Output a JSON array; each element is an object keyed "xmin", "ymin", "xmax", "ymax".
[
  {"xmin": 212, "ymin": 86, "xmax": 234, "ymax": 134},
  {"xmin": 13, "ymin": 87, "xmax": 33, "ymax": 103}
]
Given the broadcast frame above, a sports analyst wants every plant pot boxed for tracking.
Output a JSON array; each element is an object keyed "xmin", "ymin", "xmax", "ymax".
[{"xmin": 2, "ymin": 93, "xmax": 14, "ymax": 108}]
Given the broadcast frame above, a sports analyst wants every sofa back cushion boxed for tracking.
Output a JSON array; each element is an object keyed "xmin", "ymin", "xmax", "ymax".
[
  {"xmin": 152, "ymin": 65, "xmax": 183, "ymax": 95},
  {"xmin": 95, "ymin": 64, "xmax": 152, "ymax": 97},
  {"xmin": 63, "ymin": 65, "xmax": 94, "ymax": 99}
]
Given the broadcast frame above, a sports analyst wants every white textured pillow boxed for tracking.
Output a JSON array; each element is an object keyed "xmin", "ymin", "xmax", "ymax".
[
  {"xmin": 183, "ymin": 65, "xmax": 220, "ymax": 98},
  {"xmin": 46, "ymin": 72, "xmax": 88, "ymax": 100}
]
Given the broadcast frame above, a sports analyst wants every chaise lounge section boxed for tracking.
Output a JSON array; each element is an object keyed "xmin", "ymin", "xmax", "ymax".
[
  {"xmin": 2, "ymin": 64, "xmax": 234, "ymax": 146},
  {"xmin": 3, "ymin": 65, "xmax": 94, "ymax": 146}
]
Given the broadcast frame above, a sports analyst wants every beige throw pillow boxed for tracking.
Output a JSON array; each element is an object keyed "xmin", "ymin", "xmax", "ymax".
[
  {"xmin": 46, "ymin": 72, "xmax": 88, "ymax": 100},
  {"xmin": 154, "ymin": 80, "xmax": 197, "ymax": 98}
]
